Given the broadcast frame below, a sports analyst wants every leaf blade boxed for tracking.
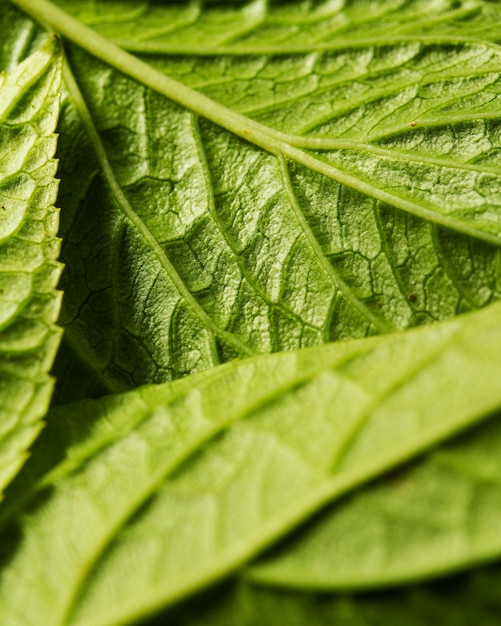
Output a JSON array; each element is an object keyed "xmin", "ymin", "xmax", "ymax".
[
  {"xmin": 5, "ymin": 0, "xmax": 501, "ymax": 396},
  {"xmin": 0, "ymin": 305, "xmax": 500, "ymax": 625},
  {"xmin": 0, "ymin": 37, "xmax": 62, "ymax": 492}
]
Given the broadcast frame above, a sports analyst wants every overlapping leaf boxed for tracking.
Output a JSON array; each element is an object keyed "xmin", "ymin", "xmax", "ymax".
[
  {"xmin": 0, "ymin": 39, "xmax": 62, "ymax": 492},
  {"xmin": 0, "ymin": 303, "xmax": 500, "ymax": 625}
]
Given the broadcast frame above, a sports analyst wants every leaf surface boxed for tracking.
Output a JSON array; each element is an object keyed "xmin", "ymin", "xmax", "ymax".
[
  {"xmin": 0, "ymin": 38, "xmax": 62, "ymax": 492},
  {"xmin": 0, "ymin": 304, "xmax": 500, "ymax": 626},
  {"xmin": 3, "ymin": 0, "xmax": 501, "ymax": 397},
  {"xmin": 1, "ymin": 3, "xmax": 501, "ymax": 625}
]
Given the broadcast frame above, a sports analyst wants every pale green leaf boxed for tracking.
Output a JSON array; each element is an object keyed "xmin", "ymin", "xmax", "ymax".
[
  {"xmin": 2, "ymin": 0, "xmax": 500, "ymax": 397},
  {"xmin": 0, "ymin": 38, "xmax": 62, "ymax": 492},
  {"xmin": 0, "ymin": 304, "xmax": 500, "ymax": 626}
]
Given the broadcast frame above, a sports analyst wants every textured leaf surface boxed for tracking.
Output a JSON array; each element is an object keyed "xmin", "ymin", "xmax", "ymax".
[
  {"xmin": 3, "ymin": 0, "xmax": 501, "ymax": 398},
  {"xmin": 0, "ymin": 38, "xmax": 62, "ymax": 492},
  {"xmin": 0, "ymin": 304, "xmax": 500, "ymax": 626}
]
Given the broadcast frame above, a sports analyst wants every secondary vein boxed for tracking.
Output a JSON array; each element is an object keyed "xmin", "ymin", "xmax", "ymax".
[
  {"xmin": 278, "ymin": 156, "xmax": 392, "ymax": 334},
  {"xmin": 62, "ymin": 62, "xmax": 255, "ymax": 359}
]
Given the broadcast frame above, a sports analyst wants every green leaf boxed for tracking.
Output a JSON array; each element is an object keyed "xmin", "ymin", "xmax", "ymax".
[
  {"xmin": 246, "ymin": 412, "xmax": 501, "ymax": 590},
  {"xmin": 0, "ymin": 38, "xmax": 62, "ymax": 492},
  {"xmin": 3, "ymin": 0, "xmax": 501, "ymax": 397},
  {"xmin": 0, "ymin": 304, "xmax": 500, "ymax": 626}
]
